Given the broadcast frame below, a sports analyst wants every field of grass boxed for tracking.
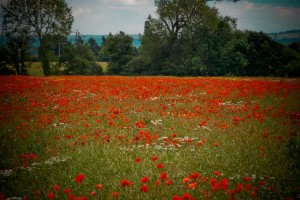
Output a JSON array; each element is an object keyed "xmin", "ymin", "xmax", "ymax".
[
  {"xmin": 0, "ymin": 76, "xmax": 299, "ymax": 200},
  {"xmin": 22, "ymin": 62, "xmax": 108, "ymax": 76}
]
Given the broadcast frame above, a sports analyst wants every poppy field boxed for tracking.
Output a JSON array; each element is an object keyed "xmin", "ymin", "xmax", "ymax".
[{"xmin": 0, "ymin": 76, "xmax": 299, "ymax": 200}]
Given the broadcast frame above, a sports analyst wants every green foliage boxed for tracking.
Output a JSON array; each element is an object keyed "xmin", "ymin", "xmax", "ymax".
[
  {"xmin": 136, "ymin": 0, "xmax": 299, "ymax": 77},
  {"xmin": 87, "ymin": 38, "xmax": 101, "ymax": 57},
  {"xmin": 101, "ymin": 31, "xmax": 137, "ymax": 75},
  {"xmin": 56, "ymin": 43, "xmax": 103, "ymax": 75},
  {"xmin": 1, "ymin": 0, "xmax": 74, "ymax": 76}
]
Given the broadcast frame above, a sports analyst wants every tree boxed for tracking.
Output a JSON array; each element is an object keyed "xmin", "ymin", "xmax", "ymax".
[
  {"xmin": 140, "ymin": 0, "xmax": 238, "ymax": 76},
  {"xmin": 245, "ymin": 31, "xmax": 284, "ymax": 76},
  {"xmin": 1, "ymin": 8, "xmax": 34, "ymax": 75},
  {"xmin": 1, "ymin": 0, "xmax": 73, "ymax": 76},
  {"xmin": 57, "ymin": 43, "xmax": 103, "ymax": 75},
  {"xmin": 101, "ymin": 31, "xmax": 137, "ymax": 75},
  {"xmin": 87, "ymin": 37, "xmax": 100, "ymax": 57},
  {"xmin": 220, "ymin": 30, "xmax": 249, "ymax": 76}
]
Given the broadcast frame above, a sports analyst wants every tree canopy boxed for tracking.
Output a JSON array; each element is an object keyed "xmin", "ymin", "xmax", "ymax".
[{"xmin": 2, "ymin": 0, "xmax": 74, "ymax": 76}]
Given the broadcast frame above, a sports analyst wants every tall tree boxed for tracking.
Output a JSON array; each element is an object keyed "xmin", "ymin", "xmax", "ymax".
[
  {"xmin": 1, "ymin": 15, "xmax": 32, "ymax": 75},
  {"xmin": 1, "ymin": 0, "xmax": 73, "ymax": 76},
  {"xmin": 140, "ymin": 0, "xmax": 238, "ymax": 75},
  {"xmin": 101, "ymin": 31, "xmax": 137, "ymax": 75}
]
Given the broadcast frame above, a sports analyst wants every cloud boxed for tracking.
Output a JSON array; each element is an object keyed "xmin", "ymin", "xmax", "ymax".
[
  {"xmin": 213, "ymin": 1, "xmax": 300, "ymax": 32},
  {"xmin": 72, "ymin": 7, "xmax": 92, "ymax": 17},
  {"xmin": 104, "ymin": 0, "xmax": 148, "ymax": 6}
]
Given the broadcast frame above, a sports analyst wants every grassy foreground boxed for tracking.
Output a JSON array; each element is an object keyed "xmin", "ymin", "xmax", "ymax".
[{"xmin": 0, "ymin": 76, "xmax": 299, "ymax": 200}]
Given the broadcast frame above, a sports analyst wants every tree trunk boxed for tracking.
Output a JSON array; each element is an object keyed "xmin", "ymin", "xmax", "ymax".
[{"xmin": 39, "ymin": 38, "xmax": 51, "ymax": 76}]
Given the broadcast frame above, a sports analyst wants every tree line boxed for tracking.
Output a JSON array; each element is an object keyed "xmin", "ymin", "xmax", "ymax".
[{"xmin": 1, "ymin": 0, "xmax": 299, "ymax": 77}]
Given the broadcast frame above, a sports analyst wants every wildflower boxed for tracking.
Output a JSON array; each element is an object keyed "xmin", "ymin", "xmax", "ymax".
[
  {"xmin": 172, "ymin": 196, "xmax": 181, "ymax": 200},
  {"xmin": 34, "ymin": 189, "xmax": 41, "ymax": 197},
  {"xmin": 245, "ymin": 183, "xmax": 252, "ymax": 191},
  {"xmin": 172, "ymin": 133, "xmax": 177, "ymax": 138},
  {"xmin": 244, "ymin": 176, "xmax": 251, "ymax": 182},
  {"xmin": 141, "ymin": 176, "xmax": 149, "ymax": 183},
  {"xmin": 166, "ymin": 179, "xmax": 173, "ymax": 185},
  {"xmin": 196, "ymin": 141, "xmax": 203, "ymax": 146},
  {"xmin": 159, "ymin": 171, "xmax": 168, "ymax": 180},
  {"xmin": 155, "ymin": 180, "xmax": 161, "ymax": 186},
  {"xmin": 182, "ymin": 193, "xmax": 194, "ymax": 200},
  {"xmin": 63, "ymin": 188, "xmax": 71, "ymax": 194},
  {"xmin": 251, "ymin": 191, "xmax": 257, "ymax": 198},
  {"xmin": 259, "ymin": 180, "xmax": 266, "ymax": 186},
  {"xmin": 135, "ymin": 158, "xmax": 142, "ymax": 163},
  {"xmin": 259, "ymin": 147, "xmax": 265, "ymax": 151},
  {"xmin": 53, "ymin": 184, "xmax": 60, "ymax": 191},
  {"xmin": 151, "ymin": 156, "xmax": 158, "ymax": 161},
  {"xmin": 213, "ymin": 142, "xmax": 220, "ymax": 147},
  {"xmin": 233, "ymin": 116, "xmax": 239, "ymax": 125},
  {"xmin": 191, "ymin": 172, "xmax": 199, "ymax": 179},
  {"xmin": 182, "ymin": 177, "xmax": 191, "ymax": 183},
  {"xmin": 188, "ymin": 182, "xmax": 197, "ymax": 189},
  {"xmin": 214, "ymin": 171, "xmax": 221, "ymax": 176},
  {"xmin": 65, "ymin": 134, "xmax": 72, "ymax": 139},
  {"xmin": 120, "ymin": 179, "xmax": 132, "ymax": 187},
  {"xmin": 210, "ymin": 178, "xmax": 220, "ymax": 191},
  {"xmin": 156, "ymin": 163, "xmax": 164, "ymax": 169},
  {"xmin": 96, "ymin": 184, "xmax": 103, "ymax": 190},
  {"xmin": 90, "ymin": 191, "xmax": 96, "ymax": 196},
  {"xmin": 75, "ymin": 174, "xmax": 85, "ymax": 184},
  {"xmin": 77, "ymin": 196, "xmax": 87, "ymax": 200},
  {"xmin": 141, "ymin": 185, "xmax": 149, "ymax": 193},
  {"xmin": 111, "ymin": 192, "xmax": 119, "ymax": 198},
  {"xmin": 220, "ymin": 178, "xmax": 228, "ymax": 190},
  {"xmin": 47, "ymin": 192, "xmax": 55, "ymax": 199}
]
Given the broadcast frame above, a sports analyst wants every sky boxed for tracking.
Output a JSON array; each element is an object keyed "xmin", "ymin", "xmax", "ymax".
[{"xmin": 0, "ymin": 0, "xmax": 300, "ymax": 35}]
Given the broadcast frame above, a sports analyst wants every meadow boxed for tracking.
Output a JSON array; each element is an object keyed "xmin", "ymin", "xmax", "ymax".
[{"xmin": 0, "ymin": 76, "xmax": 299, "ymax": 200}]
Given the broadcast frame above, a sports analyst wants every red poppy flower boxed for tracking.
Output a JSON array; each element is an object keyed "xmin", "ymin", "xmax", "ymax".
[
  {"xmin": 0, "ymin": 194, "xmax": 5, "ymax": 200},
  {"xmin": 34, "ymin": 189, "xmax": 41, "ymax": 197},
  {"xmin": 47, "ymin": 192, "xmax": 55, "ymax": 199},
  {"xmin": 96, "ymin": 184, "xmax": 103, "ymax": 190},
  {"xmin": 214, "ymin": 171, "xmax": 221, "ymax": 176},
  {"xmin": 155, "ymin": 180, "xmax": 161, "ymax": 186},
  {"xmin": 63, "ymin": 188, "xmax": 71, "ymax": 194},
  {"xmin": 166, "ymin": 179, "xmax": 173, "ymax": 185},
  {"xmin": 135, "ymin": 158, "xmax": 142, "ymax": 163},
  {"xmin": 90, "ymin": 191, "xmax": 96, "ymax": 196},
  {"xmin": 53, "ymin": 184, "xmax": 60, "ymax": 191},
  {"xmin": 182, "ymin": 193, "xmax": 194, "ymax": 200},
  {"xmin": 141, "ymin": 185, "xmax": 149, "ymax": 193},
  {"xmin": 213, "ymin": 142, "xmax": 220, "ymax": 147},
  {"xmin": 156, "ymin": 163, "xmax": 164, "ymax": 169},
  {"xmin": 151, "ymin": 156, "xmax": 158, "ymax": 161},
  {"xmin": 188, "ymin": 182, "xmax": 197, "ymax": 189},
  {"xmin": 141, "ymin": 176, "xmax": 149, "ymax": 183},
  {"xmin": 172, "ymin": 196, "xmax": 181, "ymax": 200},
  {"xmin": 111, "ymin": 192, "xmax": 119, "ymax": 198},
  {"xmin": 182, "ymin": 177, "xmax": 190, "ymax": 183},
  {"xmin": 75, "ymin": 174, "xmax": 85, "ymax": 184},
  {"xmin": 120, "ymin": 179, "xmax": 132, "ymax": 187},
  {"xmin": 190, "ymin": 172, "xmax": 199, "ymax": 179},
  {"xmin": 244, "ymin": 176, "xmax": 251, "ymax": 181},
  {"xmin": 159, "ymin": 171, "xmax": 168, "ymax": 180},
  {"xmin": 220, "ymin": 178, "xmax": 228, "ymax": 190},
  {"xmin": 259, "ymin": 180, "xmax": 266, "ymax": 186}
]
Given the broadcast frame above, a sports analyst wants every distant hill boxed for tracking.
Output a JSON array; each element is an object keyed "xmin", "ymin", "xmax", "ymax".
[{"xmin": 267, "ymin": 30, "xmax": 300, "ymax": 45}]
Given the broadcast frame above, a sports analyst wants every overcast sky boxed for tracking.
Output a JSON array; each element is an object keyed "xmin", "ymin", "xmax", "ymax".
[{"xmin": 1, "ymin": 0, "xmax": 300, "ymax": 35}]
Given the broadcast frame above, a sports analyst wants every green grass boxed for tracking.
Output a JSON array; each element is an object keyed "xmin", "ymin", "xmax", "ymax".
[
  {"xmin": 8, "ymin": 62, "xmax": 109, "ymax": 76},
  {"xmin": 0, "ymin": 76, "xmax": 299, "ymax": 200}
]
